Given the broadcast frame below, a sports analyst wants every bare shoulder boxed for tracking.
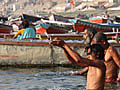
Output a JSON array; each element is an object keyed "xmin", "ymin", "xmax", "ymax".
[
  {"xmin": 107, "ymin": 45, "xmax": 120, "ymax": 59},
  {"xmin": 108, "ymin": 45, "xmax": 117, "ymax": 53}
]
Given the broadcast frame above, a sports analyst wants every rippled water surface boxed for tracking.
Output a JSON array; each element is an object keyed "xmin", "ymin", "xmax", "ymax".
[{"xmin": 0, "ymin": 67, "xmax": 119, "ymax": 90}]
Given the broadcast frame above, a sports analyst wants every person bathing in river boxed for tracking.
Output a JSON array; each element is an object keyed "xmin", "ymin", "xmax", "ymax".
[
  {"xmin": 83, "ymin": 28, "xmax": 97, "ymax": 45},
  {"xmin": 72, "ymin": 28, "xmax": 97, "ymax": 75},
  {"xmin": 74, "ymin": 32, "xmax": 120, "ymax": 83},
  {"xmin": 49, "ymin": 38, "xmax": 106, "ymax": 90},
  {"xmin": 92, "ymin": 32, "xmax": 120, "ymax": 82}
]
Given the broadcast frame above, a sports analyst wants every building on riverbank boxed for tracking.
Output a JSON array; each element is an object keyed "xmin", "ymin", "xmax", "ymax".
[{"xmin": 0, "ymin": 0, "xmax": 120, "ymax": 17}]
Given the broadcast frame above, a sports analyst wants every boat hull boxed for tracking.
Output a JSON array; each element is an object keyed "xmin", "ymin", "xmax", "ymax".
[{"xmin": 0, "ymin": 39, "xmax": 119, "ymax": 67}]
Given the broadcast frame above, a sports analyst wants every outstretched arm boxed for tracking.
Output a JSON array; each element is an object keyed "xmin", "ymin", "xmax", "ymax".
[
  {"xmin": 49, "ymin": 39, "xmax": 104, "ymax": 68},
  {"xmin": 62, "ymin": 44, "xmax": 91, "ymax": 67},
  {"xmin": 49, "ymin": 39, "xmax": 89, "ymax": 66}
]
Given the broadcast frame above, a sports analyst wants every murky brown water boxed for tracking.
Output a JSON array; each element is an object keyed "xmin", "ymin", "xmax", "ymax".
[{"xmin": 0, "ymin": 67, "xmax": 119, "ymax": 90}]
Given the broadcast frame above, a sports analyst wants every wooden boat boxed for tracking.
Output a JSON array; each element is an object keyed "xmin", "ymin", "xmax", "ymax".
[
  {"xmin": 0, "ymin": 23, "xmax": 12, "ymax": 29},
  {"xmin": 49, "ymin": 14, "xmax": 74, "ymax": 23},
  {"xmin": 36, "ymin": 24, "xmax": 68, "ymax": 34},
  {"xmin": 0, "ymin": 28, "xmax": 14, "ymax": 39},
  {"xmin": 0, "ymin": 16, "xmax": 8, "ymax": 22},
  {"xmin": 89, "ymin": 16, "xmax": 107, "ymax": 23},
  {"xmin": 114, "ymin": 16, "xmax": 120, "ymax": 23},
  {"xmin": 35, "ymin": 20, "xmax": 79, "ymax": 40},
  {"xmin": 0, "ymin": 38, "xmax": 119, "ymax": 67},
  {"xmin": 21, "ymin": 14, "xmax": 49, "ymax": 22},
  {"xmin": 40, "ymin": 19, "xmax": 74, "ymax": 31},
  {"xmin": 0, "ymin": 24, "xmax": 13, "ymax": 39},
  {"xmin": 36, "ymin": 34, "xmax": 83, "ymax": 40},
  {"xmin": 34, "ymin": 18, "xmax": 120, "ymax": 40},
  {"xmin": 45, "ymin": 14, "xmax": 74, "ymax": 32},
  {"xmin": 0, "ymin": 39, "xmax": 82, "ymax": 67},
  {"xmin": 73, "ymin": 19, "xmax": 120, "ymax": 39}
]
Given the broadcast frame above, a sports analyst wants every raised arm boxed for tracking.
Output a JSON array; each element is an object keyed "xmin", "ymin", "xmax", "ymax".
[
  {"xmin": 49, "ymin": 39, "xmax": 105, "ymax": 68},
  {"xmin": 49, "ymin": 39, "xmax": 85, "ymax": 66}
]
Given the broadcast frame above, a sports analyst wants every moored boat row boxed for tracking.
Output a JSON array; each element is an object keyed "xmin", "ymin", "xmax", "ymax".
[{"xmin": 0, "ymin": 13, "xmax": 120, "ymax": 67}]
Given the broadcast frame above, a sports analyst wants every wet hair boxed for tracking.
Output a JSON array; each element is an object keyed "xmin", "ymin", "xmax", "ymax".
[
  {"xmin": 21, "ymin": 19, "xmax": 29, "ymax": 28},
  {"xmin": 93, "ymin": 32, "xmax": 108, "ymax": 42},
  {"xmin": 86, "ymin": 28, "xmax": 97, "ymax": 38},
  {"xmin": 85, "ymin": 44, "xmax": 104, "ymax": 60}
]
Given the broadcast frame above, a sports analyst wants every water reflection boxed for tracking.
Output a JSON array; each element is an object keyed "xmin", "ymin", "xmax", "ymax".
[
  {"xmin": 105, "ymin": 81, "xmax": 120, "ymax": 90},
  {"xmin": 0, "ymin": 67, "xmax": 119, "ymax": 90}
]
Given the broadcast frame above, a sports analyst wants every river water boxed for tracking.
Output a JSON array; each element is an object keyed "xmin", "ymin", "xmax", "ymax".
[{"xmin": 0, "ymin": 67, "xmax": 120, "ymax": 90}]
